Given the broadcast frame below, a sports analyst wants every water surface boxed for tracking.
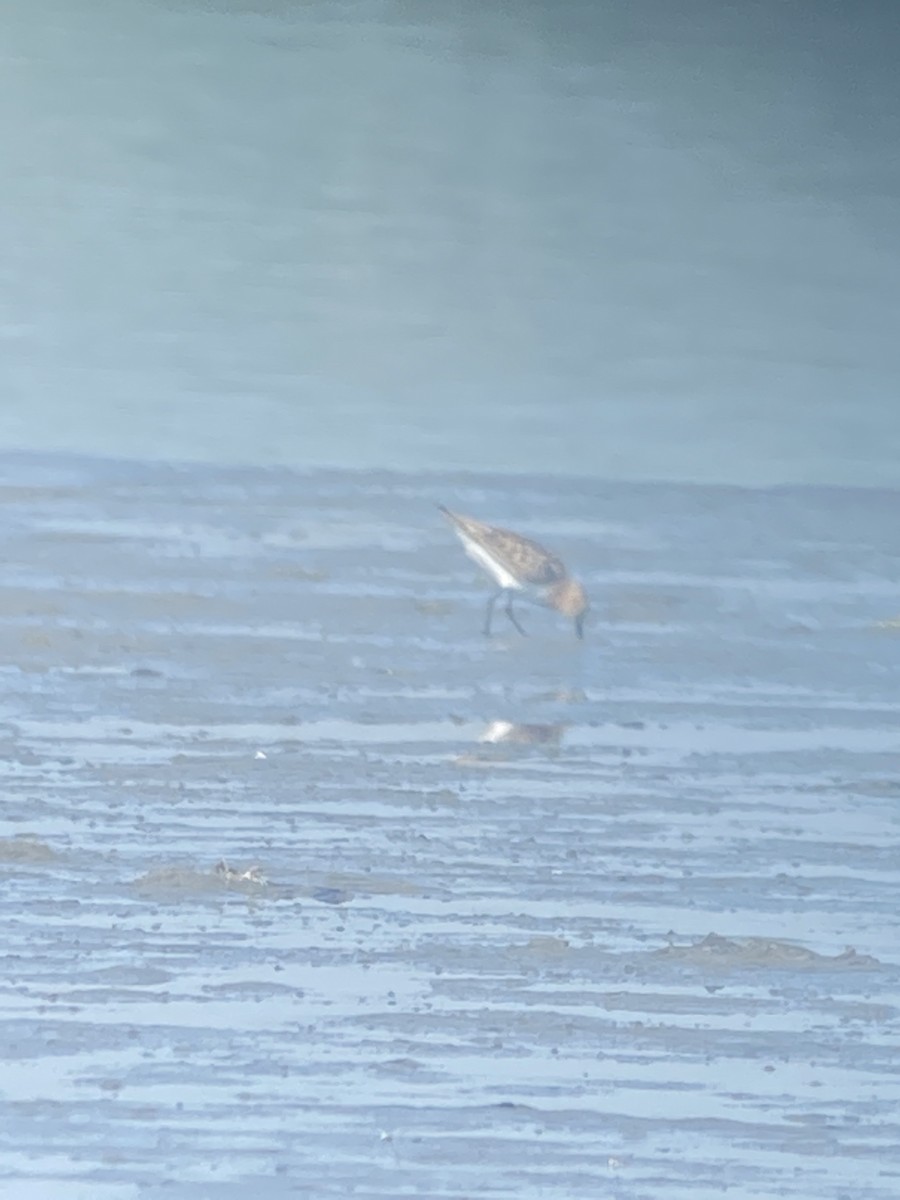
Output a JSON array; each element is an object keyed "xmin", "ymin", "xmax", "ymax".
[{"xmin": 0, "ymin": 454, "xmax": 898, "ymax": 1197}]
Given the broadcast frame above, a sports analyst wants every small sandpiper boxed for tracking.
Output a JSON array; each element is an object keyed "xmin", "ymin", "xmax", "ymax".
[{"xmin": 439, "ymin": 506, "xmax": 588, "ymax": 638}]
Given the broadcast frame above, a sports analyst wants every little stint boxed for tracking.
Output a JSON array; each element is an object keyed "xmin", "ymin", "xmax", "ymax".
[{"xmin": 438, "ymin": 506, "xmax": 588, "ymax": 638}]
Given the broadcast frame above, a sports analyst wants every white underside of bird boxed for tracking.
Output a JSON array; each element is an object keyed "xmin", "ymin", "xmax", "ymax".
[{"xmin": 456, "ymin": 531, "xmax": 523, "ymax": 592}]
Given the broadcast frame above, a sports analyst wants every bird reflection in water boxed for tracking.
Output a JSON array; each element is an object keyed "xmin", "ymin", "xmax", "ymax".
[
  {"xmin": 454, "ymin": 719, "xmax": 567, "ymax": 765},
  {"xmin": 478, "ymin": 720, "xmax": 566, "ymax": 746}
]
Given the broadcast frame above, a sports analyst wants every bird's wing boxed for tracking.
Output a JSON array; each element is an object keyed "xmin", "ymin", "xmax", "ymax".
[
  {"xmin": 439, "ymin": 507, "xmax": 566, "ymax": 586},
  {"xmin": 479, "ymin": 525, "xmax": 567, "ymax": 585}
]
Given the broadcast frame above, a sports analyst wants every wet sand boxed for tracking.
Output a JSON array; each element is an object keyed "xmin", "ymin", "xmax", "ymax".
[{"xmin": 0, "ymin": 453, "xmax": 898, "ymax": 1199}]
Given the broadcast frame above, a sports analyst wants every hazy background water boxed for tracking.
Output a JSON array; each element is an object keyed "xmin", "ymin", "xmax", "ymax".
[{"xmin": 1, "ymin": 0, "xmax": 899, "ymax": 483}]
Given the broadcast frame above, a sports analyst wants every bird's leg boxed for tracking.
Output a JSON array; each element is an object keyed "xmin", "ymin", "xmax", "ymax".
[
  {"xmin": 504, "ymin": 593, "xmax": 527, "ymax": 636},
  {"xmin": 483, "ymin": 591, "xmax": 502, "ymax": 636}
]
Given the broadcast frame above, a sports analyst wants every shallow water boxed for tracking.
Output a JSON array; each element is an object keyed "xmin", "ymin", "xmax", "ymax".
[{"xmin": 0, "ymin": 453, "xmax": 898, "ymax": 1197}]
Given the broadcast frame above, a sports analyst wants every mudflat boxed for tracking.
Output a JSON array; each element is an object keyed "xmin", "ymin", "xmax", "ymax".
[{"xmin": 0, "ymin": 453, "xmax": 897, "ymax": 1199}]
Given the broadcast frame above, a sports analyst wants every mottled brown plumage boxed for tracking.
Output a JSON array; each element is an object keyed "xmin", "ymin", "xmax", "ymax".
[
  {"xmin": 438, "ymin": 505, "xmax": 588, "ymax": 638},
  {"xmin": 440, "ymin": 509, "xmax": 567, "ymax": 586}
]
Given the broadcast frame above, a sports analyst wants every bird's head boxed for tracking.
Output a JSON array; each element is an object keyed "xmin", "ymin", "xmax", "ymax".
[{"xmin": 547, "ymin": 578, "xmax": 589, "ymax": 638}]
